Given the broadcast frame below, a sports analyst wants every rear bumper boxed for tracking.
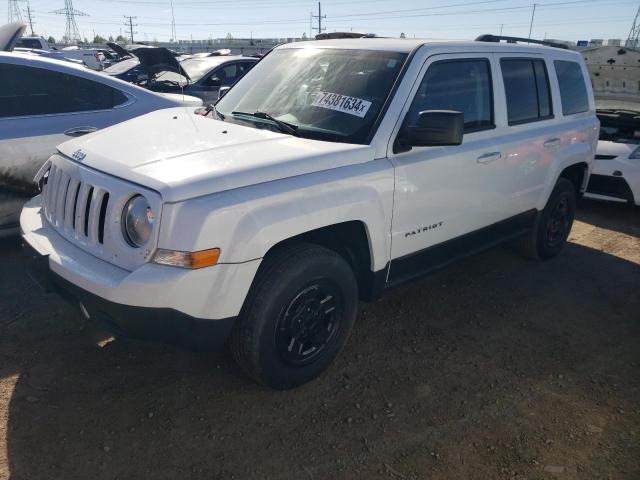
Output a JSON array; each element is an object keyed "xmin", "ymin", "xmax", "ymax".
[{"xmin": 22, "ymin": 237, "xmax": 236, "ymax": 350}]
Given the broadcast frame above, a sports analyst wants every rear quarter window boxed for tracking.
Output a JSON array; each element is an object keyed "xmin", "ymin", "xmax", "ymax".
[
  {"xmin": 554, "ymin": 60, "xmax": 589, "ymax": 115},
  {"xmin": 0, "ymin": 64, "xmax": 128, "ymax": 118}
]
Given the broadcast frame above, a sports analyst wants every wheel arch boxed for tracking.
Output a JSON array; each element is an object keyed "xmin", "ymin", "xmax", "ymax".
[
  {"xmin": 559, "ymin": 162, "xmax": 589, "ymax": 197},
  {"xmin": 259, "ymin": 220, "xmax": 385, "ymax": 301},
  {"xmin": 538, "ymin": 160, "xmax": 590, "ymax": 210}
]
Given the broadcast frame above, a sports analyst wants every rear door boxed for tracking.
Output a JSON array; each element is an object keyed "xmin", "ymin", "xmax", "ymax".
[{"xmin": 493, "ymin": 53, "xmax": 561, "ymax": 216}]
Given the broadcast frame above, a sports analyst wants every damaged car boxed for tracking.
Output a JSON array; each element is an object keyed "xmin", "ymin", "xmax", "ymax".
[
  {"xmin": 585, "ymin": 99, "xmax": 640, "ymax": 206},
  {"xmin": 0, "ymin": 23, "xmax": 203, "ymax": 237},
  {"xmin": 104, "ymin": 46, "xmax": 258, "ymax": 103}
]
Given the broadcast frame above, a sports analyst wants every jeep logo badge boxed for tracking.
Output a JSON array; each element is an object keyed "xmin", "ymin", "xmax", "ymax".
[{"xmin": 72, "ymin": 149, "xmax": 86, "ymax": 161}]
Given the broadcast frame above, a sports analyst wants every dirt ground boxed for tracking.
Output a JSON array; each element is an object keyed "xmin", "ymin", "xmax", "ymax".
[{"xmin": 0, "ymin": 199, "xmax": 638, "ymax": 480}]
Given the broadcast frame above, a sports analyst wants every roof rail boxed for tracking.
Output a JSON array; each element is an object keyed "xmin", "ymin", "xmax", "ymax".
[
  {"xmin": 475, "ymin": 34, "xmax": 568, "ymax": 49},
  {"xmin": 314, "ymin": 32, "xmax": 376, "ymax": 40}
]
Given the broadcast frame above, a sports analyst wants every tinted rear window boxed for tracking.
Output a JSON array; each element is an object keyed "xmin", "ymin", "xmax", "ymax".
[
  {"xmin": 0, "ymin": 64, "xmax": 128, "ymax": 118},
  {"xmin": 554, "ymin": 60, "xmax": 589, "ymax": 115},
  {"xmin": 501, "ymin": 58, "xmax": 553, "ymax": 125}
]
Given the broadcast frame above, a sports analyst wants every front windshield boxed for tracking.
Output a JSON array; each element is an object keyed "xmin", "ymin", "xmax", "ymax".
[{"xmin": 216, "ymin": 48, "xmax": 407, "ymax": 144}]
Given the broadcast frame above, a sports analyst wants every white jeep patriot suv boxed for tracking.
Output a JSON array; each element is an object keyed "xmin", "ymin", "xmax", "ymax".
[{"xmin": 21, "ymin": 36, "xmax": 598, "ymax": 389}]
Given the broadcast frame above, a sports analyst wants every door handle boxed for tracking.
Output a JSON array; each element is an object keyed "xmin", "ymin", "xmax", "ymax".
[
  {"xmin": 476, "ymin": 152, "xmax": 502, "ymax": 164},
  {"xmin": 544, "ymin": 138, "xmax": 561, "ymax": 148},
  {"xmin": 64, "ymin": 126, "xmax": 98, "ymax": 137}
]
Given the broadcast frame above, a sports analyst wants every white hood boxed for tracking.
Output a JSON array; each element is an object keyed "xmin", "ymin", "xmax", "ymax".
[
  {"xmin": 597, "ymin": 140, "xmax": 638, "ymax": 159},
  {"xmin": 57, "ymin": 107, "xmax": 375, "ymax": 203}
]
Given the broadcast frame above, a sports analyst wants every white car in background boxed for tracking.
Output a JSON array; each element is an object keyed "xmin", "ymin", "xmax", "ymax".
[
  {"xmin": 15, "ymin": 34, "xmax": 106, "ymax": 70},
  {"xmin": 585, "ymin": 99, "xmax": 640, "ymax": 206},
  {"xmin": 0, "ymin": 23, "xmax": 202, "ymax": 237}
]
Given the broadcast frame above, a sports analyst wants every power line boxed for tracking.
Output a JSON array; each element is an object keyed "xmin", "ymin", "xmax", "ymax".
[{"xmin": 124, "ymin": 15, "xmax": 137, "ymax": 42}]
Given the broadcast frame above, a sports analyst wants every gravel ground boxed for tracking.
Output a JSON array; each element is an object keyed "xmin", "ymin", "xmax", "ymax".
[{"xmin": 0, "ymin": 199, "xmax": 638, "ymax": 480}]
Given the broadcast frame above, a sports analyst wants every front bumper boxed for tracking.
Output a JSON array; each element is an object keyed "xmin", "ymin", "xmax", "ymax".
[{"xmin": 21, "ymin": 197, "xmax": 262, "ymax": 349}]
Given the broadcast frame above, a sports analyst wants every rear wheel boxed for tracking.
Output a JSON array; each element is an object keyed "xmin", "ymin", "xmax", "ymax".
[
  {"xmin": 230, "ymin": 244, "xmax": 358, "ymax": 389},
  {"xmin": 520, "ymin": 178, "xmax": 576, "ymax": 260}
]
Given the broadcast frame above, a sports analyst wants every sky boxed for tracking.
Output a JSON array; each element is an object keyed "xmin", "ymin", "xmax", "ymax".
[{"xmin": 3, "ymin": 0, "xmax": 639, "ymax": 44}]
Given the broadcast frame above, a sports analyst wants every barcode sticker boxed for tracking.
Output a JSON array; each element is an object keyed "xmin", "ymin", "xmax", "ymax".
[{"xmin": 311, "ymin": 91, "xmax": 372, "ymax": 118}]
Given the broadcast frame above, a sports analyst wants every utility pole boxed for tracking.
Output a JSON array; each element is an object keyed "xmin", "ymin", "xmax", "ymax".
[
  {"xmin": 26, "ymin": 1, "xmax": 35, "ymax": 35},
  {"xmin": 169, "ymin": 0, "xmax": 176, "ymax": 43},
  {"xmin": 499, "ymin": 23, "xmax": 503, "ymax": 36},
  {"xmin": 527, "ymin": 3, "xmax": 537, "ymax": 41},
  {"xmin": 124, "ymin": 15, "xmax": 137, "ymax": 43},
  {"xmin": 311, "ymin": 1, "xmax": 325, "ymax": 35}
]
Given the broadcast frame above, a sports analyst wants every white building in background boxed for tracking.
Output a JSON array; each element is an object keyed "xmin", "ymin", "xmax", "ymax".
[{"xmin": 581, "ymin": 45, "xmax": 640, "ymax": 100}]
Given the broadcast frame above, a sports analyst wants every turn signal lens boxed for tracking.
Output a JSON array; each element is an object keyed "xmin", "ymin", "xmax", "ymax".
[{"xmin": 152, "ymin": 248, "xmax": 220, "ymax": 269}]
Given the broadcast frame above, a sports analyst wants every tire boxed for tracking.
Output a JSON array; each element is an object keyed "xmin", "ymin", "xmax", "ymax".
[
  {"xmin": 230, "ymin": 243, "xmax": 359, "ymax": 389},
  {"xmin": 520, "ymin": 177, "xmax": 576, "ymax": 260}
]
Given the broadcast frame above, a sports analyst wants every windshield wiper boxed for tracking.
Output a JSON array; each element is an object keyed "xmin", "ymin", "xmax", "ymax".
[{"xmin": 231, "ymin": 111, "xmax": 298, "ymax": 136}]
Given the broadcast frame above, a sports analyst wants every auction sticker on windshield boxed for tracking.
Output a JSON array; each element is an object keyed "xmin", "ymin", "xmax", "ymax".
[{"xmin": 311, "ymin": 92, "xmax": 372, "ymax": 118}]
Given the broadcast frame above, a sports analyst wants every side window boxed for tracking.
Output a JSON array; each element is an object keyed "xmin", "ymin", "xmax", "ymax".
[
  {"xmin": 15, "ymin": 38, "xmax": 42, "ymax": 49},
  {"xmin": 0, "ymin": 64, "xmax": 128, "ymax": 118},
  {"xmin": 210, "ymin": 63, "xmax": 243, "ymax": 87},
  {"xmin": 554, "ymin": 60, "xmax": 589, "ymax": 115},
  {"xmin": 405, "ymin": 59, "xmax": 494, "ymax": 133},
  {"xmin": 501, "ymin": 58, "xmax": 553, "ymax": 125}
]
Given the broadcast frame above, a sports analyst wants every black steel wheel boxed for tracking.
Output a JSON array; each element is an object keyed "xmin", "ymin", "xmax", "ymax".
[
  {"xmin": 519, "ymin": 177, "xmax": 576, "ymax": 260},
  {"xmin": 230, "ymin": 243, "xmax": 358, "ymax": 389},
  {"xmin": 275, "ymin": 281, "xmax": 343, "ymax": 366},
  {"xmin": 545, "ymin": 195, "xmax": 571, "ymax": 248}
]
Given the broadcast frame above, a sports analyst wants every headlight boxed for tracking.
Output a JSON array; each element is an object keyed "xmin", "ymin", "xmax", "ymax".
[{"xmin": 122, "ymin": 195, "xmax": 154, "ymax": 247}]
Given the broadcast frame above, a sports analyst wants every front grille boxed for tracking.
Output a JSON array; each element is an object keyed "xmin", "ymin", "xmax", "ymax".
[
  {"xmin": 41, "ymin": 164, "xmax": 110, "ymax": 246},
  {"xmin": 37, "ymin": 154, "xmax": 162, "ymax": 272}
]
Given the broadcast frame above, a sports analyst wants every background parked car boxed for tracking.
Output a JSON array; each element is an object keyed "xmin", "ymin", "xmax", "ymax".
[
  {"xmin": 147, "ymin": 54, "xmax": 258, "ymax": 103},
  {"xmin": 0, "ymin": 28, "xmax": 202, "ymax": 237},
  {"xmin": 103, "ymin": 46, "xmax": 258, "ymax": 103},
  {"xmin": 15, "ymin": 35, "xmax": 106, "ymax": 70},
  {"xmin": 585, "ymin": 99, "xmax": 640, "ymax": 206}
]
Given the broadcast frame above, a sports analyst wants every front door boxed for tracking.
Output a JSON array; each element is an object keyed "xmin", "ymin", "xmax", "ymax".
[{"xmin": 387, "ymin": 53, "xmax": 511, "ymax": 283}]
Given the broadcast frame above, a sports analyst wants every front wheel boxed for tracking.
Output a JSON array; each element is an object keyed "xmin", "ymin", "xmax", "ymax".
[
  {"xmin": 230, "ymin": 244, "xmax": 358, "ymax": 389},
  {"xmin": 520, "ymin": 177, "xmax": 576, "ymax": 260}
]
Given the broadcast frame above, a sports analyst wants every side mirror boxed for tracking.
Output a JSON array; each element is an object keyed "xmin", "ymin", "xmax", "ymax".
[
  {"xmin": 218, "ymin": 86, "xmax": 231, "ymax": 99},
  {"xmin": 406, "ymin": 110, "xmax": 464, "ymax": 147}
]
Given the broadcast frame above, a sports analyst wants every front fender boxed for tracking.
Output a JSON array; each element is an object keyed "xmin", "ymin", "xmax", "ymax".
[{"xmin": 158, "ymin": 159, "xmax": 395, "ymax": 272}]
